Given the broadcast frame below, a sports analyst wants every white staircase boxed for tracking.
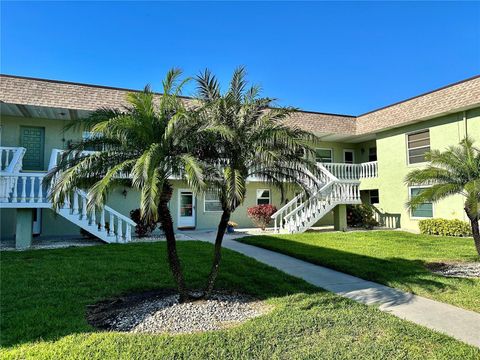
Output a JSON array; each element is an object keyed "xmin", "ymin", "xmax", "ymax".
[
  {"xmin": 271, "ymin": 163, "xmax": 361, "ymax": 233},
  {"xmin": 0, "ymin": 147, "xmax": 136, "ymax": 243}
]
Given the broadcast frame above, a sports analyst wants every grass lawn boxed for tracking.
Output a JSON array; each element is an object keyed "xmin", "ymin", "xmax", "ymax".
[
  {"xmin": 1, "ymin": 241, "xmax": 478, "ymax": 359},
  {"xmin": 239, "ymin": 230, "xmax": 480, "ymax": 312}
]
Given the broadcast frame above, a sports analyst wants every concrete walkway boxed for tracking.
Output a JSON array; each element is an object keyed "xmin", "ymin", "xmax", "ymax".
[{"xmin": 181, "ymin": 230, "xmax": 480, "ymax": 348}]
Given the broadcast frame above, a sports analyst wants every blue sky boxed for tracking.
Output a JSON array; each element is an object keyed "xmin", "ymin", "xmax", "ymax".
[{"xmin": 1, "ymin": 1, "xmax": 479, "ymax": 115}]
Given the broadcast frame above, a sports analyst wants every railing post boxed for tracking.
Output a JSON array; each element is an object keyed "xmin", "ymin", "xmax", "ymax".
[
  {"xmin": 81, "ymin": 197, "xmax": 87, "ymax": 219},
  {"xmin": 73, "ymin": 192, "xmax": 79, "ymax": 214},
  {"xmin": 29, "ymin": 176, "xmax": 35, "ymax": 203},
  {"xmin": 20, "ymin": 176, "xmax": 27, "ymax": 202},
  {"xmin": 117, "ymin": 218, "xmax": 123, "ymax": 242},
  {"xmin": 5, "ymin": 150, "xmax": 10, "ymax": 170},
  {"xmin": 11, "ymin": 177, "xmax": 18, "ymax": 202},
  {"xmin": 100, "ymin": 208, "xmax": 105, "ymax": 231},
  {"xmin": 91, "ymin": 207, "xmax": 96, "ymax": 227},
  {"xmin": 109, "ymin": 212, "xmax": 115, "ymax": 238},
  {"xmin": 126, "ymin": 223, "xmax": 132, "ymax": 242},
  {"xmin": 37, "ymin": 178, "xmax": 43, "ymax": 203}
]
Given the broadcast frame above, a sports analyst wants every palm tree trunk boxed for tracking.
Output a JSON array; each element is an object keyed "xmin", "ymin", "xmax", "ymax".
[
  {"xmin": 159, "ymin": 183, "xmax": 189, "ymax": 302},
  {"xmin": 470, "ymin": 217, "xmax": 480, "ymax": 256},
  {"xmin": 204, "ymin": 209, "xmax": 231, "ymax": 298}
]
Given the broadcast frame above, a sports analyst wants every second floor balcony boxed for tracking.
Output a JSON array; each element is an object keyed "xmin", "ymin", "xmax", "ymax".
[{"xmin": 321, "ymin": 161, "xmax": 378, "ymax": 180}]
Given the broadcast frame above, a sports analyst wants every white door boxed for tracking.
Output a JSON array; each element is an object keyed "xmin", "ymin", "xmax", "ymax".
[
  {"xmin": 32, "ymin": 208, "xmax": 42, "ymax": 235},
  {"xmin": 178, "ymin": 190, "xmax": 196, "ymax": 228}
]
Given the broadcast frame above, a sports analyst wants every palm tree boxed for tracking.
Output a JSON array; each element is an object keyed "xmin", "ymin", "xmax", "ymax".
[
  {"xmin": 195, "ymin": 67, "xmax": 322, "ymax": 296},
  {"xmin": 46, "ymin": 69, "xmax": 206, "ymax": 301},
  {"xmin": 405, "ymin": 137, "xmax": 480, "ymax": 255}
]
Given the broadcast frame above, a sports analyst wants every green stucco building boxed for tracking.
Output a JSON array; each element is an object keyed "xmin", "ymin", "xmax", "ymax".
[{"xmin": 1, "ymin": 74, "xmax": 479, "ymax": 248}]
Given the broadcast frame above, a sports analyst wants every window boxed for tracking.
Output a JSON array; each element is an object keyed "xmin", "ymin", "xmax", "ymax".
[
  {"xmin": 409, "ymin": 187, "xmax": 433, "ymax": 218},
  {"xmin": 315, "ymin": 148, "xmax": 333, "ymax": 163},
  {"xmin": 204, "ymin": 191, "xmax": 222, "ymax": 212},
  {"xmin": 407, "ymin": 130, "xmax": 430, "ymax": 164},
  {"xmin": 369, "ymin": 190, "xmax": 379, "ymax": 204},
  {"xmin": 369, "ymin": 190, "xmax": 380, "ymax": 204},
  {"xmin": 369, "ymin": 147, "xmax": 377, "ymax": 162},
  {"xmin": 344, "ymin": 150, "xmax": 354, "ymax": 164},
  {"xmin": 256, "ymin": 189, "xmax": 271, "ymax": 205}
]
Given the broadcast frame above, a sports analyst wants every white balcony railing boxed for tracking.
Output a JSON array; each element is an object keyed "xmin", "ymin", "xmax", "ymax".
[
  {"xmin": 322, "ymin": 161, "xmax": 378, "ymax": 180},
  {"xmin": 0, "ymin": 147, "xmax": 26, "ymax": 173}
]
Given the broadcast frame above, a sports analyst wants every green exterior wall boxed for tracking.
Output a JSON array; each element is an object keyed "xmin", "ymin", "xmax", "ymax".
[
  {"xmin": 1, "ymin": 115, "xmax": 79, "ymax": 170},
  {"xmin": 373, "ymin": 108, "xmax": 479, "ymax": 231},
  {"xmin": 2, "ymin": 107, "xmax": 478, "ymax": 239}
]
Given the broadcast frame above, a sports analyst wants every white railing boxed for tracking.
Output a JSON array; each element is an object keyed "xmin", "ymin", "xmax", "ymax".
[
  {"xmin": 48, "ymin": 148, "xmax": 98, "ymax": 171},
  {"xmin": 65, "ymin": 190, "xmax": 136, "ymax": 243},
  {"xmin": 0, "ymin": 172, "xmax": 47, "ymax": 205},
  {"xmin": 271, "ymin": 164, "xmax": 361, "ymax": 233},
  {"xmin": 322, "ymin": 161, "xmax": 378, "ymax": 180},
  {"xmin": 0, "ymin": 147, "xmax": 26, "ymax": 172},
  {"xmin": 281, "ymin": 181, "xmax": 361, "ymax": 233},
  {"xmin": 0, "ymin": 149, "xmax": 136, "ymax": 243}
]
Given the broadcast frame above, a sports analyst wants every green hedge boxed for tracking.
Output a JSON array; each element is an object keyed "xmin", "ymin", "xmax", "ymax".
[{"xmin": 418, "ymin": 218, "xmax": 472, "ymax": 237}]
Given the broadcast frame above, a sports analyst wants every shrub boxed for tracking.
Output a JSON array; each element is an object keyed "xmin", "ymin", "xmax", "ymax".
[
  {"xmin": 347, "ymin": 204, "xmax": 379, "ymax": 230},
  {"xmin": 130, "ymin": 209, "xmax": 157, "ymax": 237},
  {"xmin": 247, "ymin": 204, "xmax": 278, "ymax": 230},
  {"xmin": 418, "ymin": 218, "xmax": 472, "ymax": 237}
]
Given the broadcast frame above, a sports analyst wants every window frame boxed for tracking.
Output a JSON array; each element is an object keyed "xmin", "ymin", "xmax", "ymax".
[
  {"xmin": 368, "ymin": 147, "xmax": 377, "ymax": 162},
  {"xmin": 369, "ymin": 189, "xmax": 379, "ymax": 204},
  {"xmin": 408, "ymin": 186, "xmax": 434, "ymax": 219},
  {"xmin": 315, "ymin": 148, "xmax": 333, "ymax": 163},
  {"xmin": 406, "ymin": 129, "xmax": 430, "ymax": 166},
  {"xmin": 343, "ymin": 149, "xmax": 355, "ymax": 164},
  {"xmin": 204, "ymin": 191, "xmax": 223, "ymax": 213},
  {"xmin": 256, "ymin": 189, "xmax": 271, "ymax": 205}
]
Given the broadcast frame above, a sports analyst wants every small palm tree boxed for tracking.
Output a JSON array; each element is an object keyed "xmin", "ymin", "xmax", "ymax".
[
  {"xmin": 195, "ymin": 67, "xmax": 322, "ymax": 296},
  {"xmin": 47, "ymin": 69, "xmax": 206, "ymax": 301},
  {"xmin": 405, "ymin": 137, "xmax": 480, "ymax": 255}
]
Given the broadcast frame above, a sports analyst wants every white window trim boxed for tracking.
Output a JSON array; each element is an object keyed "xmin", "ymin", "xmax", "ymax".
[
  {"xmin": 408, "ymin": 185, "xmax": 434, "ymax": 219},
  {"xmin": 204, "ymin": 191, "xmax": 223, "ymax": 213},
  {"xmin": 343, "ymin": 149, "xmax": 355, "ymax": 164},
  {"xmin": 315, "ymin": 148, "xmax": 333, "ymax": 163},
  {"xmin": 256, "ymin": 189, "xmax": 271, "ymax": 205},
  {"xmin": 406, "ymin": 129, "xmax": 430, "ymax": 166}
]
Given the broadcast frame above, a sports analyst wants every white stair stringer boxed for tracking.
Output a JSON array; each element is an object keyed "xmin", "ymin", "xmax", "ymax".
[{"xmin": 272, "ymin": 164, "xmax": 361, "ymax": 234}]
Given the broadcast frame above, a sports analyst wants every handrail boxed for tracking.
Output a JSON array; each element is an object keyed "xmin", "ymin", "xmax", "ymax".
[
  {"xmin": 1, "ymin": 147, "xmax": 26, "ymax": 173},
  {"xmin": 48, "ymin": 149, "xmax": 98, "ymax": 171},
  {"xmin": 322, "ymin": 161, "xmax": 378, "ymax": 180},
  {"xmin": 76, "ymin": 189, "xmax": 136, "ymax": 226}
]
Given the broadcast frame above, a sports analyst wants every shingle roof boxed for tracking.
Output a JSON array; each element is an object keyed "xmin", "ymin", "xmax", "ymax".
[
  {"xmin": 1, "ymin": 74, "xmax": 479, "ymax": 136},
  {"xmin": 356, "ymin": 75, "xmax": 480, "ymax": 134}
]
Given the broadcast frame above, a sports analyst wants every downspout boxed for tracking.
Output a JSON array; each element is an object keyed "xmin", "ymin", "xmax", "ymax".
[{"xmin": 463, "ymin": 111, "xmax": 468, "ymax": 138}]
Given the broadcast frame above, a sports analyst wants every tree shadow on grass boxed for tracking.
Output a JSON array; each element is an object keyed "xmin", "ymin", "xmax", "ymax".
[
  {"xmin": 0, "ymin": 241, "xmax": 321, "ymax": 347},
  {"xmin": 238, "ymin": 235, "xmax": 477, "ymax": 298}
]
